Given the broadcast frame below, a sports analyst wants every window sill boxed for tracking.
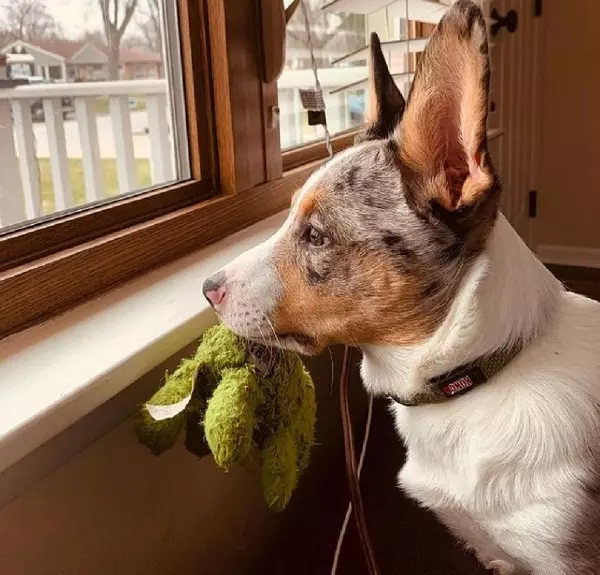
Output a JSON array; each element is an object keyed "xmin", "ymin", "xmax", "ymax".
[{"xmin": 0, "ymin": 211, "xmax": 288, "ymax": 474}]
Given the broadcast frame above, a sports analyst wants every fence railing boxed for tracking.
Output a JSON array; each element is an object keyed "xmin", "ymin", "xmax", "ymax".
[{"xmin": 0, "ymin": 79, "xmax": 172, "ymax": 227}]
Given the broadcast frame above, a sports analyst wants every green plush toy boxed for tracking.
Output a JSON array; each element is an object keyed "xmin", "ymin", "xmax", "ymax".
[{"xmin": 135, "ymin": 323, "xmax": 316, "ymax": 511}]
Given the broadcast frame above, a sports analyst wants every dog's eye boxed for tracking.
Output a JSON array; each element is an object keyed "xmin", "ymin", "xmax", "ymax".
[{"xmin": 306, "ymin": 225, "xmax": 328, "ymax": 247}]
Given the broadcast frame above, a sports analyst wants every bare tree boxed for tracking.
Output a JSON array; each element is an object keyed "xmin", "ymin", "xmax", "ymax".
[
  {"xmin": 0, "ymin": 25, "xmax": 9, "ymax": 48},
  {"xmin": 78, "ymin": 29, "xmax": 107, "ymax": 47},
  {"xmin": 2, "ymin": 0, "xmax": 60, "ymax": 42},
  {"xmin": 98, "ymin": 0, "xmax": 138, "ymax": 79},
  {"xmin": 136, "ymin": 0, "xmax": 161, "ymax": 56}
]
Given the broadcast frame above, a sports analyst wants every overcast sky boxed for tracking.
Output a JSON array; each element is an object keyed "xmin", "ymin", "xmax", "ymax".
[
  {"xmin": 33, "ymin": 0, "xmax": 147, "ymax": 39},
  {"xmin": 45, "ymin": 0, "xmax": 102, "ymax": 37}
]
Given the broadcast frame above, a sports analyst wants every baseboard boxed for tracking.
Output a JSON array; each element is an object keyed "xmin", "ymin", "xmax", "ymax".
[{"xmin": 536, "ymin": 244, "xmax": 600, "ymax": 269}]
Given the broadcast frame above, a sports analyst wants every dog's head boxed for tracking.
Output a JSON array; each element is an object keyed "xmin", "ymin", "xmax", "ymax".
[{"xmin": 203, "ymin": 0, "xmax": 500, "ymax": 355}]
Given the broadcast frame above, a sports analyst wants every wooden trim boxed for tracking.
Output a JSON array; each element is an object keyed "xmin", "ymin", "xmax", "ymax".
[
  {"xmin": 258, "ymin": 0, "xmax": 283, "ymax": 182},
  {"xmin": 178, "ymin": 0, "xmax": 215, "ymax": 182},
  {"xmin": 0, "ymin": 0, "xmax": 215, "ymax": 272},
  {"xmin": 282, "ymin": 128, "xmax": 360, "ymax": 171},
  {"xmin": 207, "ymin": 0, "xmax": 274, "ymax": 194},
  {"xmin": 0, "ymin": 180, "xmax": 212, "ymax": 272},
  {"xmin": 0, "ymin": 163, "xmax": 321, "ymax": 339},
  {"xmin": 223, "ymin": 0, "xmax": 268, "ymax": 192},
  {"xmin": 262, "ymin": 81, "xmax": 283, "ymax": 181},
  {"xmin": 206, "ymin": 0, "xmax": 236, "ymax": 193}
]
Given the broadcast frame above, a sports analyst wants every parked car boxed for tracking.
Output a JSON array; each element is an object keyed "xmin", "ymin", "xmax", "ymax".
[{"xmin": 22, "ymin": 76, "xmax": 75, "ymax": 122}]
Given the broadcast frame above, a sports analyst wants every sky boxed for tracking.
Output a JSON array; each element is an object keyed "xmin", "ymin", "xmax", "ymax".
[
  {"xmin": 45, "ymin": 0, "xmax": 104, "ymax": 38},
  {"xmin": 24, "ymin": 0, "xmax": 147, "ymax": 40}
]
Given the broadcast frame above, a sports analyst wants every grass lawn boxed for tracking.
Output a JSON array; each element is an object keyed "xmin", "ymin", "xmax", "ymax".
[
  {"xmin": 94, "ymin": 96, "xmax": 147, "ymax": 115},
  {"xmin": 38, "ymin": 158, "xmax": 151, "ymax": 214}
]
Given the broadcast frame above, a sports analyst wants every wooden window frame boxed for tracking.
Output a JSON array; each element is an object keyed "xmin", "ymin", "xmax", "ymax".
[
  {"xmin": 281, "ymin": 127, "xmax": 360, "ymax": 172},
  {"xmin": 1, "ymin": 0, "xmax": 339, "ymax": 339},
  {"xmin": 0, "ymin": 0, "xmax": 215, "ymax": 273}
]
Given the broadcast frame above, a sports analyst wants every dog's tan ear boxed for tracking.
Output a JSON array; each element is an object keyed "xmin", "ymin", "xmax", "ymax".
[
  {"xmin": 360, "ymin": 33, "xmax": 406, "ymax": 141},
  {"xmin": 398, "ymin": 0, "xmax": 493, "ymax": 211}
]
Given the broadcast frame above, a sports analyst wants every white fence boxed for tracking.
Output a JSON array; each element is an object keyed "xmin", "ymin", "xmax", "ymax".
[
  {"xmin": 0, "ymin": 79, "xmax": 173, "ymax": 227},
  {"xmin": 0, "ymin": 67, "xmax": 373, "ymax": 229}
]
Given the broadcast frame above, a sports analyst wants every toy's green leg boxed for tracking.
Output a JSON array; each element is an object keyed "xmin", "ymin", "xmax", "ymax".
[
  {"xmin": 261, "ymin": 427, "xmax": 298, "ymax": 512},
  {"xmin": 204, "ymin": 367, "xmax": 263, "ymax": 469},
  {"xmin": 134, "ymin": 411, "xmax": 186, "ymax": 456},
  {"xmin": 134, "ymin": 356, "xmax": 202, "ymax": 455},
  {"xmin": 258, "ymin": 358, "xmax": 316, "ymax": 510},
  {"xmin": 291, "ymin": 370, "xmax": 317, "ymax": 473},
  {"xmin": 291, "ymin": 406, "xmax": 315, "ymax": 474}
]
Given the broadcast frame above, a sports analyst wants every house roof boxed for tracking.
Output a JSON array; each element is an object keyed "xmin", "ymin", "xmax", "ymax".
[
  {"xmin": 33, "ymin": 39, "xmax": 86, "ymax": 59},
  {"xmin": 1, "ymin": 39, "xmax": 161, "ymax": 65}
]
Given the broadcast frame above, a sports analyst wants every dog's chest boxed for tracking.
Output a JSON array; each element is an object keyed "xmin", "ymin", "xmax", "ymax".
[
  {"xmin": 392, "ymin": 405, "xmax": 479, "ymax": 512},
  {"xmin": 389, "ymin": 398, "xmax": 527, "ymax": 517}
]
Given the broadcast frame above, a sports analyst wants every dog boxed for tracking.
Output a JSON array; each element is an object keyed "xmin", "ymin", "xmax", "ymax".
[{"xmin": 202, "ymin": 1, "xmax": 600, "ymax": 572}]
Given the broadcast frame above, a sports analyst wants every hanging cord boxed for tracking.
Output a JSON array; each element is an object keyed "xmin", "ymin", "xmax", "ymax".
[
  {"xmin": 337, "ymin": 346, "xmax": 380, "ymax": 575},
  {"xmin": 300, "ymin": 0, "xmax": 333, "ymax": 158},
  {"xmin": 331, "ymin": 375, "xmax": 374, "ymax": 574}
]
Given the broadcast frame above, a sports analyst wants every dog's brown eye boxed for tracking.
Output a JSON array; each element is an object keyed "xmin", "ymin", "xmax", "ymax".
[{"xmin": 306, "ymin": 226, "xmax": 328, "ymax": 247}]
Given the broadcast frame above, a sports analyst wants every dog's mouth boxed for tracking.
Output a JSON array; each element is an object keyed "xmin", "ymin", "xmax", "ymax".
[{"xmin": 244, "ymin": 331, "xmax": 318, "ymax": 356}]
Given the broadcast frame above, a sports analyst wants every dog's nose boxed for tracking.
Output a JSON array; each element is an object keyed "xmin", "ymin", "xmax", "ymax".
[{"xmin": 203, "ymin": 271, "xmax": 227, "ymax": 307}]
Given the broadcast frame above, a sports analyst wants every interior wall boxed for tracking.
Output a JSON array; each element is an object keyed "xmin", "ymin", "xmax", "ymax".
[
  {"xmin": 537, "ymin": 1, "xmax": 600, "ymax": 249},
  {"xmin": 0, "ymin": 347, "xmax": 368, "ymax": 575}
]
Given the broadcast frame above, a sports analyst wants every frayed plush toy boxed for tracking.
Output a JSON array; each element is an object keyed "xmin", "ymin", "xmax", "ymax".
[{"xmin": 135, "ymin": 323, "xmax": 316, "ymax": 511}]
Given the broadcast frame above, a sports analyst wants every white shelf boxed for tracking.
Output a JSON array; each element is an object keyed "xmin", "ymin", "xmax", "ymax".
[
  {"xmin": 330, "ymin": 71, "xmax": 414, "ymax": 94},
  {"xmin": 333, "ymin": 37, "xmax": 429, "ymax": 65},
  {"xmin": 323, "ymin": 0, "xmax": 448, "ymax": 24}
]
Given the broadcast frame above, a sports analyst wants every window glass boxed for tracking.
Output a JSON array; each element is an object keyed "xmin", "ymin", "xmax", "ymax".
[{"xmin": 0, "ymin": 0, "xmax": 189, "ymax": 232}]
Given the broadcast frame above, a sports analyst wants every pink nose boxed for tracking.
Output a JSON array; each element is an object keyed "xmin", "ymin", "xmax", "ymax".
[{"xmin": 205, "ymin": 286, "xmax": 227, "ymax": 306}]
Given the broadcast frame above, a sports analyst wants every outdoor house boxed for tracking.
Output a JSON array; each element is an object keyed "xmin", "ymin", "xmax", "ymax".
[{"xmin": 1, "ymin": 39, "xmax": 162, "ymax": 81}]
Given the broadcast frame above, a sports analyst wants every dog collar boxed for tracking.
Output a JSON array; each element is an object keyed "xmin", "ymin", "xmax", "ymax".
[{"xmin": 389, "ymin": 344, "xmax": 523, "ymax": 407}]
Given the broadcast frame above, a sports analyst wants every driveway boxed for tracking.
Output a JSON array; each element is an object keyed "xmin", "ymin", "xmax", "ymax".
[{"xmin": 30, "ymin": 111, "xmax": 151, "ymax": 159}]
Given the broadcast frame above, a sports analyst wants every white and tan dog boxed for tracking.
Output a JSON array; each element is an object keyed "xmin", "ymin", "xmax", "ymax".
[{"xmin": 203, "ymin": 1, "xmax": 600, "ymax": 572}]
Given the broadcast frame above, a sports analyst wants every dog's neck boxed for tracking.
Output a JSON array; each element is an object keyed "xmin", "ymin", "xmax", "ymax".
[{"xmin": 360, "ymin": 214, "xmax": 563, "ymax": 400}]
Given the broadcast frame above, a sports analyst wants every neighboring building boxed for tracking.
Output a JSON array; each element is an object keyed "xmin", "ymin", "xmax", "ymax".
[
  {"xmin": 119, "ymin": 48, "xmax": 163, "ymax": 80},
  {"xmin": 0, "ymin": 39, "xmax": 162, "ymax": 81}
]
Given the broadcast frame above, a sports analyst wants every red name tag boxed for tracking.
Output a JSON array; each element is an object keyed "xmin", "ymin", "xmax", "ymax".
[{"xmin": 442, "ymin": 375, "xmax": 474, "ymax": 396}]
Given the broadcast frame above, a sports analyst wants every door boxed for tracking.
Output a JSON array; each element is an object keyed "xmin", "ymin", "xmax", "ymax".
[{"xmin": 484, "ymin": 0, "xmax": 544, "ymax": 246}]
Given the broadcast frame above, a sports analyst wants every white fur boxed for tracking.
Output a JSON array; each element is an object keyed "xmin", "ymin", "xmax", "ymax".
[{"xmin": 361, "ymin": 214, "xmax": 600, "ymax": 574}]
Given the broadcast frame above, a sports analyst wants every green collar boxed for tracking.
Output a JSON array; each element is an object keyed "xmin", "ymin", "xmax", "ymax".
[{"xmin": 389, "ymin": 344, "xmax": 523, "ymax": 407}]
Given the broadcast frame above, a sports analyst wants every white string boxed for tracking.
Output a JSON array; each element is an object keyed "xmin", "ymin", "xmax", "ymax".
[
  {"xmin": 330, "ymin": 394, "xmax": 375, "ymax": 575},
  {"xmin": 300, "ymin": 0, "xmax": 333, "ymax": 158}
]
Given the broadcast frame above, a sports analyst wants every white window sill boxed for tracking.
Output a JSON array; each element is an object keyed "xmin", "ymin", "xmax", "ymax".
[{"xmin": 0, "ymin": 211, "xmax": 287, "ymax": 474}]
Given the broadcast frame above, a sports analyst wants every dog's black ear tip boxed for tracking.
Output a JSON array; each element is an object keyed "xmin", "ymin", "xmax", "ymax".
[{"xmin": 370, "ymin": 32, "xmax": 381, "ymax": 48}]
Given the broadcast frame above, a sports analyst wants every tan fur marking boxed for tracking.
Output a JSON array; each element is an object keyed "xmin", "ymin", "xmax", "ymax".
[
  {"xmin": 272, "ymin": 244, "xmax": 447, "ymax": 353},
  {"xmin": 297, "ymin": 188, "xmax": 320, "ymax": 217},
  {"xmin": 399, "ymin": 8, "xmax": 492, "ymax": 209},
  {"xmin": 366, "ymin": 64, "xmax": 380, "ymax": 125}
]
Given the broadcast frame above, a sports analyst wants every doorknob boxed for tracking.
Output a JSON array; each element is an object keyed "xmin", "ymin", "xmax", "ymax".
[{"xmin": 490, "ymin": 8, "xmax": 518, "ymax": 37}]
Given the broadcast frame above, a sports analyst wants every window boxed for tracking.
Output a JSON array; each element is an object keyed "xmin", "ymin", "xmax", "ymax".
[
  {"xmin": 278, "ymin": 0, "xmax": 443, "ymax": 169},
  {"xmin": 280, "ymin": 1, "xmax": 367, "ymax": 150},
  {"xmin": 0, "ymin": 0, "xmax": 189, "ymax": 232}
]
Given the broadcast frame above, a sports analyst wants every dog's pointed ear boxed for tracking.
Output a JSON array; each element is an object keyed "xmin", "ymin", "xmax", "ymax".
[
  {"xmin": 398, "ymin": 0, "xmax": 494, "ymax": 211},
  {"xmin": 359, "ymin": 33, "xmax": 406, "ymax": 141}
]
